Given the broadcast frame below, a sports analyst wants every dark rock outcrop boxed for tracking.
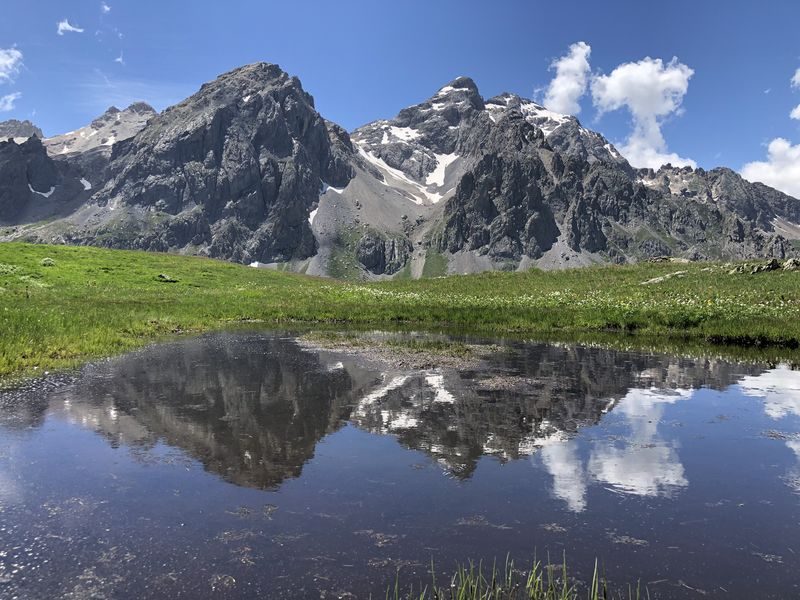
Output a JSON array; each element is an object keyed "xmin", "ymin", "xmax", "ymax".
[
  {"xmin": 87, "ymin": 63, "xmax": 353, "ymax": 263},
  {"xmin": 0, "ymin": 119, "xmax": 43, "ymax": 140},
  {"xmin": 356, "ymin": 231, "xmax": 413, "ymax": 275},
  {"xmin": 0, "ymin": 137, "xmax": 85, "ymax": 223}
]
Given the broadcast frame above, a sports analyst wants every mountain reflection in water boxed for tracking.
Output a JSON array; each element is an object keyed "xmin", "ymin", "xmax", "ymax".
[
  {"xmin": 3, "ymin": 332, "xmax": 800, "ymax": 599},
  {"xmin": 3, "ymin": 332, "xmax": 784, "ymax": 508}
]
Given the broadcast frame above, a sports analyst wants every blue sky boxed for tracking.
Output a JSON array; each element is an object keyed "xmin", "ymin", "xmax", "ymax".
[{"xmin": 2, "ymin": 0, "xmax": 800, "ymax": 193}]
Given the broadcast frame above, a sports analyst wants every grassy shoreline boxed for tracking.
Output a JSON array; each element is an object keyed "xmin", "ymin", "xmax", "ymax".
[{"xmin": 1, "ymin": 242, "xmax": 799, "ymax": 382}]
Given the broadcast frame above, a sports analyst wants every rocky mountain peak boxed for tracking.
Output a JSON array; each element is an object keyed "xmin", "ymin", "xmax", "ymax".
[
  {"xmin": 486, "ymin": 93, "xmax": 573, "ymax": 136},
  {"xmin": 188, "ymin": 62, "xmax": 315, "ymax": 111},
  {"xmin": 0, "ymin": 119, "xmax": 44, "ymax": 142},
  {"xmin": 126, "ymin": 102, "xmax": 156, "ymax": 115},
  {"xmin": 431, "ymin": 76, "xmax": 484, "ymax": 110},
  {"xmin": 45, "ymin": 101, "xmax": 158, "ymax": 160},
  {"xmin": 3, "ymin": 62, "xmax": 800, "ymax": 278},
  {"xmin": 81, "ymin": 61, "xmax": 352, "ymax": 264}
]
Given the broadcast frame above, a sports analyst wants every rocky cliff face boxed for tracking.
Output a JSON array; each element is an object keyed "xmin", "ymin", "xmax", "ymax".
[
  {"xmin": 347, "ymin": 78, "xmax": 799, "ymax": 275},
  {"xmin": 43, "ymin": 103, "xmax": 156, "ymax": 184},
  {"xmin": 0, "ymin": 136, "xmax": 87, "ymax": 225},
  {"xmin": 2, "ymin": 65, "xmax": 799, "ymax": 277},
  {"xmin": 68, "ymin": 63, "xmax": 354, "ymax": 263},
  {"xmin": 0, "ymin": 119, "xmax": 43, "ymax": 141}
]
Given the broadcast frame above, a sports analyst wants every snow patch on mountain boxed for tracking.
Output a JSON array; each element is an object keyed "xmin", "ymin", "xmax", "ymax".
[
  {"xmin": 357, "ymin": 144, "xmax": 445, "ymax": 204},
  {"xmin": 44, "ymin": 103, "xmax": 155, "ymax": 157},
  {"xmin": 28, "ymin": 184, "xmax": 55, "ymax": 198},
  {"xmin": 426, "ymin": 153, "xmax": 459, "ymax": 187}
]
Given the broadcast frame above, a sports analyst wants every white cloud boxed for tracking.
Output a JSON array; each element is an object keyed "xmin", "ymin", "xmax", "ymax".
[
  {"xmin": 114, "ymin": 52, "xmax": 125, "ymax": 66},
  {"xmin": 737, "ymin": 366, "xmax": 800, "ymax": 420},
  {"xmin": 57, "ymin": 20, "xmax": 85, "ymax": 35},
  {"xmin": 588, "ymin": 387, "xmax": 691, "ymax": 497},
  {"xmin": 543, "ymin": 41, "xmax": 592, "ymax": 116},
  {"xmin": 791, "ymin": 104, "xmax": 800, "ymax": 120},
  {"xmin": 0, "ymin": 47, "xmax": 23, "ymax": 83},
  {"xmin": 741, "ymin": 138, "xmax": 800, "ymax": 198},
  {"xmin": 792, "ymin": 68, "xmax": 800, "ymax": 89},
  {"xmin": 0, "ymin": 92, "xmax": 21, "ymax": 112},
  {"xmin": 591, "ymin": 57, "xmax": 696, "ymax": 169},
  {"xmin": 538, "ymin": 439, "xmax": 588, "ymax": 512},
  {"xmin": 101, "ymin": 2, "xmax": 112, "ymax": 14}
]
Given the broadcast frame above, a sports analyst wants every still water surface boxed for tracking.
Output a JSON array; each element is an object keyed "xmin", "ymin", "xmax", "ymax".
[{"xmin": 1, "ymin": 332, "xmax": 799, "ymax": 598}]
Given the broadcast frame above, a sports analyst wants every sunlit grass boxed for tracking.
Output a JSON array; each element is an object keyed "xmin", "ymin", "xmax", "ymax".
[
  {"xmin": 1, "ymin": 242, "xmax": 799, "ymax": 382},
  {"xmin": 385, "ymin": 556, "xmax": 643, "ymax": 600}
]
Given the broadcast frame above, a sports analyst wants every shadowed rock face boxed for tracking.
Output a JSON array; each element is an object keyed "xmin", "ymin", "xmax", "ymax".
[
  {"xmin": 82, "ymin": 63, "xmax": 354, "ymax": 263},
  {"xmin": 0, "ymin": 137, "xmax": 87, "ymax": 224}
]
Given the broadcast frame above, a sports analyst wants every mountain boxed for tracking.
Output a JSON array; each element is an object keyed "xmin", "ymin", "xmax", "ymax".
[
  {"xmin": 0, "ymin": 136, "xmax": 89, "ymax": 226},
  {"xmin": 348, "ymin": 79, "xmax": 796, "ymax": 273},
  {"xmin": 43, "ymin": 102, "xmax": 156, "ymax": 183},
  {"xmin": 0, "ymin": 119, "xmax": 43, "ymax": 142},
  {"xmin": 1, "ymin": 62, "xmax": 798, "ymax": 277}
]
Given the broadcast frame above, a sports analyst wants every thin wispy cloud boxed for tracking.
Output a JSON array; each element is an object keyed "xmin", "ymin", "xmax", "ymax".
[
  {"xmin": 0, "ymin": 47, "xmax": 23, "ymax": 83},
  {"xmin": 57, "ymin": 20, "xmax": 85, "ymax": 36},
  {"xmin": 101, "ymin": 2, "xmax": 112, "ymax": 14},
  {"xmin": 78, "ymin": 70, "xmax": 190, "ymax": 112},
  {"xmin": 0, "ymin": 92, "xmax": 21, "ymax": 112},
  {"xmin": 114, "ymin": 52, "xmax": 125, "ymax": 66}
]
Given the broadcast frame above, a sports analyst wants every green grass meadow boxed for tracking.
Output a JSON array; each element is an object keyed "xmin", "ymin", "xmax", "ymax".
[{"xmin": 1, "ymin": 242, "xmax": 799, "ymax": 381}]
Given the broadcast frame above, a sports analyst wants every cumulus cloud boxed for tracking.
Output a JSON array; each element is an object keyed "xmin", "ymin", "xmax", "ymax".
[
  {"xmin": 57, "ymin": 20, "xmax": 85, "ymax": 35},
  {"xmin": 543, "ymin": 41, "xmax": 592, "ymax": 115},
  {"xmin": 539, "ymin": 439, "xmax": 588, "ymax": 512},
  {"xmin": 101, "ymin": 2, "xmax": 112, "ymax": 14},
  {"xmin": 591, "ymin": 57, "xmax": 696, "ymax": 169},
  {"xmin": 792, "ymin": 68, "xmax": 800, "ymax": 89},
  {"xmin": 742, "ymin": 138, "xmax": 800, "ymax": 198},
  {"xmin": 0, "ymin": 92, "xmax": 21, "ymax": 112},
  {"xmin": 791, "ymin": 105, "xmax": 800, "ymax": 120},
  {"xmin": 0, "ymin": 47, "xmax": 23, "ymax": 83},
  {"xmin": 588, "ymin": 388, "xmax": 691, "ymax": 497}
]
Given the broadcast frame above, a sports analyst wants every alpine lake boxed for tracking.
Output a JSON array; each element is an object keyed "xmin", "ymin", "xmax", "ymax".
[{"xmin": 1, "ymin": 330, "xmax": 799, "ymax": 599}]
